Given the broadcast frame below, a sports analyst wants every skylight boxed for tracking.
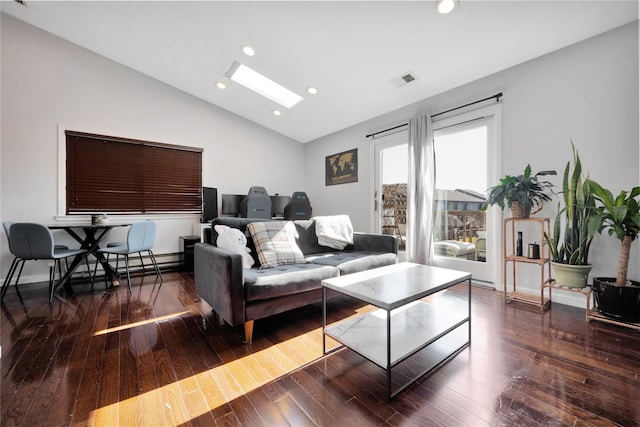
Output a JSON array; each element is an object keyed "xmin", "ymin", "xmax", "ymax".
[{"xmin": 225, "ymin": 61, "xmax": 303, "ymax": 109}]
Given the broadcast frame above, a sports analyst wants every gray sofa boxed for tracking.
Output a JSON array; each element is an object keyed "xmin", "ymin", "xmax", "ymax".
[{"xmin": 194, "ymin": 217, "xmax": 397, "ymax": 343}]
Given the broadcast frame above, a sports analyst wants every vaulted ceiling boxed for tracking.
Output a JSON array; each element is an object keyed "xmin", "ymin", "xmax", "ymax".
[{"xmin": 1, "ymin": 1, "xmax": 637, "ymax": 143}]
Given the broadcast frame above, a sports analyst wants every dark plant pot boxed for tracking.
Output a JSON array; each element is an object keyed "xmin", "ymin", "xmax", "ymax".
[{"xmin": 591, "ymin": 277, "xmax": 640, "ymax": 323}]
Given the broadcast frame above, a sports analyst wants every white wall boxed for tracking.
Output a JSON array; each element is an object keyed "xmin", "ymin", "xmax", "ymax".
[
  {"xmin": 0, "ymin": 14, "xmax": 305, "ymax": 282},
  {"xmin": 304, "ymin": 22, "xmax": 639, "ymax": 305},
  {"xmin": 3, "ymin": 13, "xmax": 638, "ymax": 301}
]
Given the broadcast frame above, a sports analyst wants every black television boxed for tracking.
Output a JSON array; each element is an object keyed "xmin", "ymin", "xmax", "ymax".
[
  {"xmin": 202, "ymin": 187, "xmax": 218, "ymax": 223},
  {"xmin": 270, "ymin": 195, "xmax": 291, "ymax": 218},
  {"xmin": 221, "ymin": 194, "xmax": 245, "ymax": 217}
]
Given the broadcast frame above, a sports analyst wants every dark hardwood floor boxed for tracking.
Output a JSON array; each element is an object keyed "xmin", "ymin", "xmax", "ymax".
[{"xmin": 1, "ymin": 271, "xmax": 639, "ymax": 426}]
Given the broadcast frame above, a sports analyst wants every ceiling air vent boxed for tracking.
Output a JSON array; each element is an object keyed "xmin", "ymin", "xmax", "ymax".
[{"xmin": 390, "ymin": 72, "xmax": 418, "ymax": 88}]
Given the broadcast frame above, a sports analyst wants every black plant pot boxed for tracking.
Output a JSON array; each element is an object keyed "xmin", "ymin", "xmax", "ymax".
[{"xmin": 591, "ymin": 277, "xmax": 640, "ymax": 323}]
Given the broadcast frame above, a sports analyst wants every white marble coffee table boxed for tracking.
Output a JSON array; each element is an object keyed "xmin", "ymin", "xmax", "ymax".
[{"xmin": 322, "ymin": 262, "xmax": 472, "ymax": 400}]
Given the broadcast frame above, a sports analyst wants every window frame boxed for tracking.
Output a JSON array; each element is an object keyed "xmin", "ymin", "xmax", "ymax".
[{"xmin": 58, "ymin": 128, "xmax": 203, "ymax": 217}]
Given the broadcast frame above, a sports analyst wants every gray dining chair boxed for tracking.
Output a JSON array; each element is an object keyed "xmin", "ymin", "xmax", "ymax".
[
  {"xmin": 98, "ymin": 220, "xmax": 162, "ymax": 292},
  {"xmin": 1, "ymin": 223, "xmax": 92, "ymax": 303},
  {"xmin": 4, "ymin": 221, "xmax": 72, "ymax": 273},
  {"xmin": 2, "ymin": 221, "xmax": 71, "ymax": 302},
  {"xmin": 93, "ymin": 242, "xmax": 146, "ymax": 280},
  {"xmin": 2, "ymin": 221, "xmax": 25, "ymax": 302}
]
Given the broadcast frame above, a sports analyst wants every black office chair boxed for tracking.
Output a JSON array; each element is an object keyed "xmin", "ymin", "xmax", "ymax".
[
  {"xmin": 240, "ymin": 186, "xmax": 272, "ymax": 219},
  {"xmin": 1, "ymin": 223, "xmax": 92, "ymax": 303},
  {"xmin": 284, "ymin": 192, "xmax": 312, "ymax": 220}
]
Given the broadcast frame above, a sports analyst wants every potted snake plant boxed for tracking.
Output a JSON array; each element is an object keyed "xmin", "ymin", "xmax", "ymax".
[
  {"xmin": 587, "ymin": 180, "xmax": 640, "ymax": 322},
  {"xmin": 544, "ymin": 142, "xmax": 596, "ymax": 288}
]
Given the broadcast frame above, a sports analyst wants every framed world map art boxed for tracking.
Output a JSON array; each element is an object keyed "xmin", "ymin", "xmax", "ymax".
[{"xmin": 325, "ymin": 148, "xmax": 358, "ymax": 186}]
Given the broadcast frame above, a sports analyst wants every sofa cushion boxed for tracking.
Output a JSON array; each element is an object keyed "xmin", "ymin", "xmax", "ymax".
[
  {"xmin": 244, "ymin": 263, "xmax": 339, "ymax": 302},
  {"xmin": 248, "ymin": 221, "xmax": 306, "ymax": 268},
  {"xmin": 305, "ymin": 251, "xmax": 397, "ymax": 275}
]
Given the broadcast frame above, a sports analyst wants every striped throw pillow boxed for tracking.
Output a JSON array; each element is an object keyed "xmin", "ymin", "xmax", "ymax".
[{"xmin": 247, "ymin": 221, "xmax": 306, "ymax": 268}]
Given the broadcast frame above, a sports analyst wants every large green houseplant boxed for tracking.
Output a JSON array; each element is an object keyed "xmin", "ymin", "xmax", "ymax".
[
  {"xmin": 587, "ymin": 180, "xmax": 640, "ymax": 322},
  {"xmin": 544, "ymin": 142, "xmax": 596, "ymax": 288},
  {"xmin": 483, "ymin": 164, "xmax": 556, "ymax": 218}
]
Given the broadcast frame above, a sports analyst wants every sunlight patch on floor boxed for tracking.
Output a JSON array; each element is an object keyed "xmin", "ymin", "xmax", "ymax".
[
  {"xmin": 90, "ymin": 331, "xmax": 324, "ymax": 426},
  {"xmin": 93, "ymin": 311, "xmax": 191, "ymax": 336}
]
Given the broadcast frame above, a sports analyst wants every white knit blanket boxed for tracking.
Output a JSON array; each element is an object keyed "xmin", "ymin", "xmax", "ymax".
[{"xmin": 313, "ymin": 215, "xmax": 354, "ymax": 250}]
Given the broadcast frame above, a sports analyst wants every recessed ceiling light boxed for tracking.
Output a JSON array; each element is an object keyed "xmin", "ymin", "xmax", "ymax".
[
  {"xmin": 215, "ymin": 81, "xmax": 226, "ymax": 90},
  {"xmin": 307, "ymin": 87, "xmax": 319, "ymax": 95},
  {"xmin": 225, "ymin": 61, "xmax": 303, "ymax": 108},
  {"xmin": 273, "ymin": 110, "xmax": 282, "ymax": 116},
  {"xmin": 435, "ymin": 0, "xmax": 457, "ymax": 14},
  {"xmin": 242, "ymin": 46, "xmax": 255, "ymax": 57}
]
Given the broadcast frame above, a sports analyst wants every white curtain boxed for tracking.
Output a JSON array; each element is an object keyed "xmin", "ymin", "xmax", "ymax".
[{"xmin": 406, "ymin": 114, "xmax": 436, "ymax": 265}]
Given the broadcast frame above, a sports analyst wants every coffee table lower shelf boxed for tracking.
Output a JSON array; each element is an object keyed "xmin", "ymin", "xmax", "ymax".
[{"xmin": 324, "ymin": 300, "xmax": 470, "ymax": 400}]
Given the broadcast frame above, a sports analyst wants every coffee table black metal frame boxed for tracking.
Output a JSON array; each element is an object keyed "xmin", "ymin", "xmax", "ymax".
[{"xmin": 322, "ymin": 262, "xmax": 472, "ymax": 401}]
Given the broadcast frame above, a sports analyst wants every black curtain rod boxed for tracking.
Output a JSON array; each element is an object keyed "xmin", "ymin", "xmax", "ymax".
[{"xmin": 365, "ymin": 92, "xmax": 503, "ymax": 139}]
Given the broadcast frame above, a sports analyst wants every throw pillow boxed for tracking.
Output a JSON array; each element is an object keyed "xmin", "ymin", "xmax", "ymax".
[{"xmin": 247, "ymin": 221, "xmax": 306, "ymax": 268}]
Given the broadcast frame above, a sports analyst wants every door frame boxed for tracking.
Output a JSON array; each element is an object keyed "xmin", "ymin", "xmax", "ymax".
[
  {"xmin": 431, "ymin": 104, "xmax": 502, "ymax": 287},
  {"xmin": 371, "ymin": 130, "xmax": 409, "ymax": 235},
  {"xmin": 369, "ymin": 103, "xmax": 502, "ymax": 287}
]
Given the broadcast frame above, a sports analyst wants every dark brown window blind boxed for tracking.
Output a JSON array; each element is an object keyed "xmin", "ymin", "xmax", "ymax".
[{"xmin": 66, "ymin": 131, "xmax": 203, "ymax": 215}]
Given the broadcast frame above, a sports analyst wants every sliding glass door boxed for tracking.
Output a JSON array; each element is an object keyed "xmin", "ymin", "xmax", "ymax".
[
  {"xmin": 372, "ymin": 104, "xmax": 501, "ymax": 285},
  {"xmin": 373, "ymin": 132, "xmax": 408, "ymax": 260},
  {"xmin": 431, "ymin": 105, "xmax": 501, "ymax": 285}
]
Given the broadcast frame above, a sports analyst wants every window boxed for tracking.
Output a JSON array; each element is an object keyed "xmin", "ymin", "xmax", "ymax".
[{"xmin": 65, "ymin": 131, "xmax": 202, "ymax": 215}]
